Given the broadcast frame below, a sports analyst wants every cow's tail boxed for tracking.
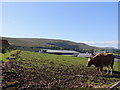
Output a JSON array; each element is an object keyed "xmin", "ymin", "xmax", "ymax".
[{"xmin": 111, "ymin": 56, "xmax": 114, "ymax": 70}]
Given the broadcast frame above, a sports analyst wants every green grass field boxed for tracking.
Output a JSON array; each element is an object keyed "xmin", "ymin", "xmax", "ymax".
[{"xmin": 1, "ymin": 50, "xmax": 119, "ymax": 71}]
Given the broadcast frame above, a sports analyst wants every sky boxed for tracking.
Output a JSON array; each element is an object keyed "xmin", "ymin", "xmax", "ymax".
[{"xmin": 1, "ymin": 2, "xmax": 118, "ymax": 48}]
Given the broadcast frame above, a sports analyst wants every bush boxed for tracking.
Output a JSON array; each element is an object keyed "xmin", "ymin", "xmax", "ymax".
[
  {"xmin": 1, "ymin": 45, "xmax": 17, "ymax": 53},
  {"xmin": 2, "ymin": 48, "xmax": 7, "ymax": 53}
]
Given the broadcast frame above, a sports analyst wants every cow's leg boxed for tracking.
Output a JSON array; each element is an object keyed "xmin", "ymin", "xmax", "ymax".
[
  {"xmin": 110, "ymin": 68, "xmax": 113, "ymax": 75},
  {"xmin": 110, "ymin": 66, "xmax": 113, "ymax": 75},
  {"xmin": 100, "ymin": 67, "xmax": 103, "ymax": 75},
  {"xmin": 98, "ymin": 67, "xmax": 103, "ymax": 75},
  {"xmin": 110, "ymin": 60, "xmax": 114, "ymax": 75},
  {"xmin": 106, "ymin": 66, "xmax": 109, "ymax": 74}
]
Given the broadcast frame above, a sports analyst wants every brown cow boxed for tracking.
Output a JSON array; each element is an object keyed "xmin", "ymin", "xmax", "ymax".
[{"xmin": 88, "ymin": 53, "xmax": 114, "ymax": 75}]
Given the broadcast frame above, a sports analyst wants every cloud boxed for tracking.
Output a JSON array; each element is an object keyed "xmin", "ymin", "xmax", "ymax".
[
  {"xmin": 81, "ymin": 41, "xmax": 118, "ymax": 48},
  {"xmin": 82, "ymin": 41, "xmax": 118, "ymax": 45}
]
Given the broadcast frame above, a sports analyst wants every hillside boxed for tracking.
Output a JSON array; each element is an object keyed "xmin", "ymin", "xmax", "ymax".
[{"xmin": 1, "ymin": 37, "xmax": 99, "ymax": 52}]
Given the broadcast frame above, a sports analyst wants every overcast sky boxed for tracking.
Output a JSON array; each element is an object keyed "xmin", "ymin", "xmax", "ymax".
[{"xmin": 1, "ymin": 2, "xmax": 118, "ymax": 48}]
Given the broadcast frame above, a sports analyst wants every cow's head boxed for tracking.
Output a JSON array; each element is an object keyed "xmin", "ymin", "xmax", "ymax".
[{"xmin": 87, "ymin": 58, "xmax": 93, "ymax": 67}]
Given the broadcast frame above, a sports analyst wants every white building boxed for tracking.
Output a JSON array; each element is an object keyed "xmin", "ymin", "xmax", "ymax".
[{"xmin": 39, "ymin": 49, "xmax": 79, "ymax": 57}]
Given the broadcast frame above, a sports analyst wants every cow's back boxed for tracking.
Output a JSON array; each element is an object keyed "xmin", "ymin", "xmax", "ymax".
[{"xmin": 92, "ymin": 53, "xmax": 114, "ymax": 67}]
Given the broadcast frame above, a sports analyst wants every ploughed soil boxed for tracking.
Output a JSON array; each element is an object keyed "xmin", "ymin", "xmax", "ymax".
[{"xmin": 1, "ymin": 60, "xmax": 120, "ymax": 89}]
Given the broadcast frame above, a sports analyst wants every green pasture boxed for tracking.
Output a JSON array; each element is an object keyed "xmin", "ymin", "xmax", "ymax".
[{"xmin": 1, "ymin": 50, "xmax": 120, "ymax": 72}]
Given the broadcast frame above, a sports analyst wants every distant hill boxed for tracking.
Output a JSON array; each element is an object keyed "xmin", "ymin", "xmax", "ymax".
[
  {"xmin": 1, "ymin": 37, "xmax": 100, "ymax": 52},
  {"xmin": 101, "ymin": 47, "xmax": 117, "ymax": 49}
]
